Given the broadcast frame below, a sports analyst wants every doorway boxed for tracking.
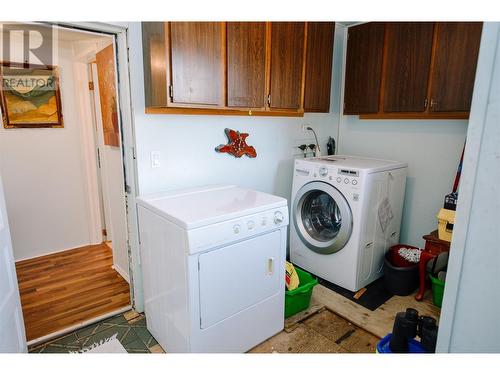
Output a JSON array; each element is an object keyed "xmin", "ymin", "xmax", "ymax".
[{"xmin": 0, "ymin": 23, "xmax": 135, "ymax": 345}]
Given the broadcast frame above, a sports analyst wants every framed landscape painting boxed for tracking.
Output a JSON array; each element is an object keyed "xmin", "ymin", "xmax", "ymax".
[{"xmin": 0, "ymin": 62, "xmax": 64, "ymax": 128}]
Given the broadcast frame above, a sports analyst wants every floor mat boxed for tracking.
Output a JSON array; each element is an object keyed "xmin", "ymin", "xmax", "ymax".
[{"xmin": 317, "ymin": 277, "xmax": 394, "ymax": 311}]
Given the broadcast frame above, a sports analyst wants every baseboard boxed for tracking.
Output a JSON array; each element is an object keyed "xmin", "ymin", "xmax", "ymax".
[
  {"xmin": 15, "ymin": 241, "xmax": 101, "ymax": 263},
  {"xmin": 27, "ymin": 305, "xmax": 131, "ymax": 347},
  {"xmin": 113, "ymin": 263, "xmax": 130, "ymax": 283}
]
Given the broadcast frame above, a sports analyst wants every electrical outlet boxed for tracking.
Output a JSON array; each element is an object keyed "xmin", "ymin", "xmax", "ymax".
[
  {"xmin": 151, "ymin": 151, "xmax": 160, "ymax": 168},
  {"xmin": 301, "ymin": 124, "xmax": 309, "ymax": 132}
]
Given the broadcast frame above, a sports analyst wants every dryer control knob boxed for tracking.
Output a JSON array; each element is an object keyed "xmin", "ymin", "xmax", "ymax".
[
  {"xmin": 319, "ymin": 167, "xmax": 328, "ymax": 177},
  {"xmin": 233, "ymin": 224, "xmax": 241, "ymax": 234},
  {"xmin": 274, "ymin": 211, "xmax": 284, "ymax": 225}
]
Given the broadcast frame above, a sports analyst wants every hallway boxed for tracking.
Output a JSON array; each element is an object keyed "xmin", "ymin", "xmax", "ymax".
[{"xmin": 16, "ymin": 243, "xmax": 130, "ymax": 341}]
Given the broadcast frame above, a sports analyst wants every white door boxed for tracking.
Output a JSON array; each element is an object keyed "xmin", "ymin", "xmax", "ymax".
[
  {"xmin": 0, "ymin": 175, "xmax": 27, "ymax": 353},
  {"xmin": 198, "ymin": 230, "xmax": 282, "ymax": 329}
]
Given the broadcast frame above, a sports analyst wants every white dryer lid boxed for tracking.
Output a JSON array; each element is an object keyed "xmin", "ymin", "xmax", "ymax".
[{"xmin": 137, "ymin": 185, "xmax": 287, "ymax": 229}]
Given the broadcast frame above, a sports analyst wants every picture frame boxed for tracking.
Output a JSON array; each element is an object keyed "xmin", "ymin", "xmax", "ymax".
[{"xmin": 0, "ymin": 62, "xmax": 64, "ymax": 129}]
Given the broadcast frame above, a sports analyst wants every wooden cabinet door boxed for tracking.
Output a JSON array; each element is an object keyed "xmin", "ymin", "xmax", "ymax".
[
  {"xmin": 429, "ymin": 22, "xmax": 483, "ymax": 112},
  {"xmin": 269, "ymin": 22, "xmax": 306, "ymax": 110},
  {"xmin": 227, "ymin": 22, "xmax": 267, "ymax": 109},
  {"xmin": 343, "ymin": 22, "xmax": 385, "ymax": 114},
  {"xmin": 383, "ymin": 22, "xmax": 434, "ymax": 113},
  {"xmin": 169, "ymin": 22, "xmax": 224, "ymax": 106},
  {"xmin": 141, "ymin": 22, "xmax": 168, "ymax": 107},
  {"xmin": 304, "ymin": 22, "xmax": 335, "ymax": 113}
]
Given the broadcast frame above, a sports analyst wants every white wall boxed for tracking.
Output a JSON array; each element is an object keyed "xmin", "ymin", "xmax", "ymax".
[
  {"xmin": 336, "ymin": 26, "xmax": 469, "ymax": 247},
  {"xmin": 437, "ymin": 22, "xmax": 500, "ymax": 353},
  {"xmin": 127, "ymin": 23, "xmax": 343, "ymax": 204},
  {"xmin": 0, "ymin": 39, "xmax": 95, "ymax": 261}
]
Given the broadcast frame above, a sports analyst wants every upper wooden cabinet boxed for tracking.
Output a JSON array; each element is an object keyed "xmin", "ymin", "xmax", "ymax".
[
  {"xmin": 141, "ymin": 22, "xmax": 168, "ymax": 107},
  {"xmin": 142, "ymin": 22, "xmax": 334, "ymax": 116},
  {"xmin": 269, "ymin": 22, "xmax": 306, "ymax": 110},
  {"xmin": 226, "ymin": 22, "xmax": 267, "ymax": 109},
  {"xmin": 344, "ymin": 22, "xmax": 483, "ymax": 119},
  {"xmin": 343, "ymin": 22, "xmax": 385, "ymax": 114},
  {"xmin": 429, "ymin": 22, "xmax": 483, "ymax": 112},
  {"xmin": 383, "ymin": 22, "xmax": 434, "ymax": 113},
  {"xmin": 168, "ymin": 22, "xmax": 224, "ymax": 107},
  {"xmin": 304, "ymin": 22, "xmax": 335, "ymax": 112}
]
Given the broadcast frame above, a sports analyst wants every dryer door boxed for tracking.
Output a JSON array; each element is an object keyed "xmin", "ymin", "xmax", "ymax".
[{"xmin": 293, "ymin": 181, "xmax": 353, "ymax": 254}]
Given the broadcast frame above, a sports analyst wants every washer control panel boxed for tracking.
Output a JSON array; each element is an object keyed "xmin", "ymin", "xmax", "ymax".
[{"xmin": 294, "ymin": 161, "xmax": 362, "ymax": 188}]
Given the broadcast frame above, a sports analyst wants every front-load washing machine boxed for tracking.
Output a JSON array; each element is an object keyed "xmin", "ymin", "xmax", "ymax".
[{"xmin": 290, "ymin": 155, "xmax": 408, "ymax": 292}]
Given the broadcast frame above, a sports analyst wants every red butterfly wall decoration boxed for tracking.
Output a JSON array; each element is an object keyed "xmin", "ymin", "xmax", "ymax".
[{"xmin": 215, "ymin": 128, "xmax": 257, "ymax": 158}]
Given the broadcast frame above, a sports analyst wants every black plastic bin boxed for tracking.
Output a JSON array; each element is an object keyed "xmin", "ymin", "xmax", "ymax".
[{"xmin": 383, "ymin": 252, "xmax": 419, "ymax": 296}]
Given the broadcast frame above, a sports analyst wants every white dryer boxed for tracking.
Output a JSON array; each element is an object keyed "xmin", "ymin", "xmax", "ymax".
[
  {"xmin": 290, "ymin": 155, "xmax": 407, "ymax": 292},
  {"xmin": 137, "ymin": 185, "xmax": 288, "ymax": 353}
]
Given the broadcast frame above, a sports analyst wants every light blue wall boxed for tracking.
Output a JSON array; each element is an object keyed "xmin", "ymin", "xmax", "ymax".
[{"xmin": 335, "ymin": 26, "xmax": 469, "ymax": 247}]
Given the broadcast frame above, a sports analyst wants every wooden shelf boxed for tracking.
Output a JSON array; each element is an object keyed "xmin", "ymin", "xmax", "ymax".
[
  {"xmin": 359, "ymin": 112, "xmax": 469, "ymax": 120},
  {"xmin": 145, "ymin": 106, "xmax": 304, "ymax": 117}
]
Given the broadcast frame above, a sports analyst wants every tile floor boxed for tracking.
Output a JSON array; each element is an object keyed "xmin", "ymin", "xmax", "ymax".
[
  {"xmin": 29, "ymin": 308, "xmax": 379, "ymax": 354},
  {"xmin": 29, "ymin": 311, "xmax": 163, "ymax": 353}
]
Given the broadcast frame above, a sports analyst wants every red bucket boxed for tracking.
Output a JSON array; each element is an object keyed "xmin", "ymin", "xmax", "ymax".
[{"xmin": 387, "ymin": 244, "xmax": 421, "ymax": 268}]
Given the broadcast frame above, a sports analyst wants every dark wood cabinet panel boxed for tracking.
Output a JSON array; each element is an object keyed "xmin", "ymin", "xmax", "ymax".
[
  {"xmin": 304, "ymin": 22, "xmax": 335, "ymax": 112},
  {"xmin": 141, "ymin": 22, "xmax": 168, "ymax": 107},
  {"xmin": 269, "ymin": 22, "xmax": 306, "ymax": 110},
  {"xmin": 430, "ymin": 22, "xmax": 482, "ymax": 112},
  {"xmin": 169, "ymin": 22, "xmax": 224, "ymax": 106},
  {"xmin": 226, "ymin": 22, "xmax": 267, "ymax": 108},
  {"xmin": 343, "ymin": 22, "xmax": 385, "ymax": 114},
  {"xmin": 383, "ymin": 22, "xmax": 434, "ymax": 113}
]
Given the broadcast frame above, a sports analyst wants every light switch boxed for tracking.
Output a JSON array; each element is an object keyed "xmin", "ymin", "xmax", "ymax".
[{"xmin": 151, "ymin": 151, "xmax": 160, "ymax": 168}]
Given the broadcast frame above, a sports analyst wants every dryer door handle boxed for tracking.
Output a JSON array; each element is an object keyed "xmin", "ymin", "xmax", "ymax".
[
  {"xmin": 365, "ymin": 242, "xmax": 374, "ymax": 248},
  {"xmin": 267, "ymin": 257, "xmax": 274, "ymax": 275}
]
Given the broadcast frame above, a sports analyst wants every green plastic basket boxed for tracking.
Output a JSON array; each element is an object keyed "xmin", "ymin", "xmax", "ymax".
[
  {"xmin": 429, "ymin": 274, "xmax": 445, "ymax": 307},
  {"xmin": 285, "ymin": 267, "xmax": 318, "ymax": 318}
]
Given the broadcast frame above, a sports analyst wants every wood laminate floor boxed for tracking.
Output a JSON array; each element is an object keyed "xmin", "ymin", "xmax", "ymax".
[{"xmin": 15, "ymin": 243, "xmax": 131, "ymax": 341}]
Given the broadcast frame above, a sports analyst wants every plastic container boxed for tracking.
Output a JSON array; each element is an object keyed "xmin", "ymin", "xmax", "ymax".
[
  {"xmin": 429, "ymin": 274, "xmax": 445, "ymax": 307},
  {"xmin": 285, "ymin": 267, "xmax": 318, "ymax": 318},
  {"xmin": 376, "ymin": 334, "xmax": 426, "ymax": 353},
  {"xmin": 437, "ymin": 208, "xmax": 455, "ymax": 242},
  {"xmin": 387, "ymin": 244, "xmax": 421, "ymax": 268},
  {"xmin": 383, "ymin": 252, "xmax": 419, "ymax": 296}
]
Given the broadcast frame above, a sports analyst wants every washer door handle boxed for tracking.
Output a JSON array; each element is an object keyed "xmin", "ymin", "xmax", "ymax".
[{"xmin": 365, "ymin": 242, "xmax": 374, "ymax": 248}]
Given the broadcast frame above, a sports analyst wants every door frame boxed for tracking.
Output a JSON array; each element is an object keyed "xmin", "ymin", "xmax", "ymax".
[
  {"xmin": 436, "ymin": 22, "xmax": 500, "ymax": 352},
  {"xmin": 54, "ymin": 22, "xmax": 144, "ymax": 312}
]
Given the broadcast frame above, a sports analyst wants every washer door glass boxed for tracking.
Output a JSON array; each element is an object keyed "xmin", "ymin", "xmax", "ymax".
[
  {"xmin": 302, "ymin": 191, "xmax": 342, "ymax": 242},
  {"xmin": 294, "ymin": 181, "xmax": 353, "ymax": 254}
]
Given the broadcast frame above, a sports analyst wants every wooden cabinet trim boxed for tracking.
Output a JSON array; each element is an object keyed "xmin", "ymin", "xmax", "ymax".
[{"xmin": 145, "ymin": 106, "xmax": 304, "ymax": 117}]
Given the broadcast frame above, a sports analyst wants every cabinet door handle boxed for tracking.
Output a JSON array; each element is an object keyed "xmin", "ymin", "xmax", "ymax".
[{"xmin": 267, "ymin": 257, "xmax": 274, "ymax": 275}]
